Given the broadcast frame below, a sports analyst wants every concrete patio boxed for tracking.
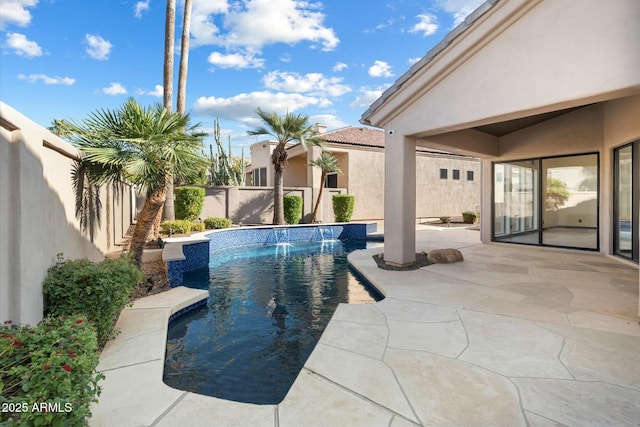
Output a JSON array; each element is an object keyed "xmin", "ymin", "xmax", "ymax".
[{"xmin": 91, "ymin": 227, "xmax": 640, "ymax": 427}]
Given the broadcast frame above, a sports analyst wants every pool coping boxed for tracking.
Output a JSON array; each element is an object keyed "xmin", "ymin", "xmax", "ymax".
[{"xmin": 91, "ymin": 286, "xmax": 281, "ymax": 426}]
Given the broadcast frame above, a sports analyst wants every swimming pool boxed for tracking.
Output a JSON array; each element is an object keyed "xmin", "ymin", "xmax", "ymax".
[{"xmin": 163, "ymin": 239, "xmax": 381, "ymax": 404}]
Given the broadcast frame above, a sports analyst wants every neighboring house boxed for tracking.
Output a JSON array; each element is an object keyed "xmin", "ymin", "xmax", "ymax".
[
  {"xmin": 360, "ymin": 0, "xmax": 639, "ymax": 311},
  {"xmin": 0, "ymin": 102, "xmax": 136, "ymax": 324},
  {"xmin": 247, "ymin": 126, "xmax": 480, "ymax": 221}
]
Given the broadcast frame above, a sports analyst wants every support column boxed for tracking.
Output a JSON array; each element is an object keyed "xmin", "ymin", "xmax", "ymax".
[{"xmin": 384, "ymin": 132, "xmax": 416, "ymax": 266}]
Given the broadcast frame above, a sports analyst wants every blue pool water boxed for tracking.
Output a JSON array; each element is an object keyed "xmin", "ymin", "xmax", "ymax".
[{"xmin": 163, "ymin": 239, "xmax": 381, "ymax": 404}]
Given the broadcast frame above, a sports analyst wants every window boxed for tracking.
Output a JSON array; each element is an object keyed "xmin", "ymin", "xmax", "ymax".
[
  {"xmin": 253, "ymin": 167, "xmax": 267, "ymax": 186},
  {"xmin": 325, "ymin": 173, "xmax": 338, "ymax": 188},
  {"xmin": 493, "ymin": 153, "xmax": 599, "ymax": 250},
  {"xmin": 614, "ymin": 141, "xmax": 639, "ymax": 262},
  {"xmin": 467, "ymin": 171, "xmax": 474, "ymax": 181},
  {"xmin": 453, "ymin": 169, "xmax": 460, "ymax": 180},
  {"xmin": 439, "ymin": 168, "xmax": 447, "ymax": 179}
]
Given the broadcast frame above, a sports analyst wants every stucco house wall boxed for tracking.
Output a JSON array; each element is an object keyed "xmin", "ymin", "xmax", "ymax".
[
  {"xmin": 0, "ymin": 102, "xmax": 134, "ymax": 325},
  {"xmin": 248, "ymin": 130, "xmax": 481, "ymax": 221}
]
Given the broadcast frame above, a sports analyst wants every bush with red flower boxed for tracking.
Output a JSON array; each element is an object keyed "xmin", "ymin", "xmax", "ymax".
[{"xmin": 0, "ymin": 316, "xmax": 103, "ymax": 426}]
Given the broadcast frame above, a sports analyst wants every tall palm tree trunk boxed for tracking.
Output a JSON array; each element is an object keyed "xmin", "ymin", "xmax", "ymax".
[
  {"xmin": 130, "ymin": 187, "xmax": 167, "ymax": 267},
  {"xmin": 311, "ymin": 172, "xmax": 327, "ymax": 223},
  {"xmin": 163, "ymin": 0, "xmax": 176, "ymax": 221},
  {"xmin": 177, "ymin": 0, "xmax": 193, "ymax": 115},
  {"xmin": 272, "ymin": 145, "xmax": 287, "ymax": 225}
]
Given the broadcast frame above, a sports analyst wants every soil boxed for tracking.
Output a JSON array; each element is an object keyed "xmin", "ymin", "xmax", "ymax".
[
  {"xmin": 373, "ymin": 252, "xmax": 432, "ymax": 271},
  {"xmin": 130, "ymin": 259, "xmax": 170, "ymax": 300}
]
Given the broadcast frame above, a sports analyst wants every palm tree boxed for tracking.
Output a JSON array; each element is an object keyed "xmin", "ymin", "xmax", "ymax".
[
  {"xmin": 247, "ymin": 108, "xmax": 324, "ymax": 224},
  {"xmin": 64, "ymin": 98, "xmax": 207, "ymax": 267},
  {"xmin": 545, "ymin": 177, "xmax": 570, "ymax": 211},
  {"xmin": 176, "ymin": 0, "xmax": 193, "ymax": 115},
  {"xmin": 48, "ymin": 119, "xmax": 71, "ymax": 138},
  {"xmin": 163, "ymin": 0, "xmax": 177, "ymax": 222},
  {"xmin": 309, "ymin": 151, "xmax": 342, "ymax": 223}
]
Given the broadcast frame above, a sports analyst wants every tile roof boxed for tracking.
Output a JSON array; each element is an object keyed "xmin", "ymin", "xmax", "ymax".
[
  {"xmin": 318, "ymin": 126, "xmax": 473, "ymax": 158},
  {"xmin": 320, "ymin": 126, "xmax": 384, "ymax": 148}
]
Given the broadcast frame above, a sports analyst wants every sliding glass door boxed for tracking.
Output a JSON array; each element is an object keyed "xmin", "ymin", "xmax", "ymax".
[
  {"xmin": 493, "ymin": 161, "xmax": 539, "ymax": 244},
  {"xmin": 614, "ymin": 142, "xmax": 639, "ymax": 261},
  {"xmin": 493, "ymin": 153, "xmax": 599, "ymax": 250}
]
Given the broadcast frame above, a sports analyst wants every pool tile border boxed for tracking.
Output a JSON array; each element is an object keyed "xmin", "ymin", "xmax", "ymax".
[{"xmin": 164, "ymin": 223, "xmax": 377, "ymax": 287}]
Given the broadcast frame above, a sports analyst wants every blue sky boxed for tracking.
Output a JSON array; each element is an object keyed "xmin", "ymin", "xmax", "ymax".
[{"xmin": 0, "ymin": 0, "xmax": 484, "ymax": 151}]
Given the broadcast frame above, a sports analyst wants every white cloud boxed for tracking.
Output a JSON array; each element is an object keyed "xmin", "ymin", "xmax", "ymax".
[
  {"xmin": 262, "ymin": 71, "xmax": 351, "ymax": 97},
  {"xmin": 194, "ymin": 91, "xmax": 328, "ymax": 125},
  {"xmin": 333, "ymin": 62, "xmax": 347, "ymax": 72},
  {"xmin": 279, "ymin": 53, "xmax": 292, "ymax": 63},
  {"xmin": 368, "ymin": 60, "xmax": 393, "ymax": 78},
  {"xmin": 308, "ymin": 113, "xmax": 348, "ymax": 130},
  {"xmin": 0, "ymin": 0, "xmax": 38, "ymax": 30},
  {"xmin": 102, "ymin": 82, "xmax": 127, "ymax": 95},
  {"xmin": 6, "ymin": 32, "xmax": 42, "ymax": 57},
  {"xmin": 191, "ymin": 0, "xmax": 338, "ymax": 51},
  {"xmin": 437, "ymin": 0, "xmax": 485, "ymax": 26},
  {"xmin": 134, "ymin": 0, "xmax": 151, "ymax": 18},
  {"xmin": 85, "ymin": 34, "xmax": 112, "ymax": 60},
  {"xmin": 18, "ymin": 73, "xmax": 75, "ymax": 85},
  {"xmin": 350, "ymin": 86, "xmax": 388, "ymax": 109},
  {"xmin": 408, "ymin": 57, "xmax": 421, "ymax": 65},
  {"xmin": 189, "ymin": 0, "xmax": 229, "ymax": 47},
  {"xmin": 207, "ymin": 51, "xmax": 264, "ymax": 69},
  {"xmin": 410, "ymin": 14, "xmax": 438, "ymax": 37},
  {"xmin": 136, "ymin": 84, "xmax": 163, "ymax": 97}
]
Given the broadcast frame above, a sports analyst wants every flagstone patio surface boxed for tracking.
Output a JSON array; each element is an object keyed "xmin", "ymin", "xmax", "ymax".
[{"xmin": 91, "ymin": 227, "xmax": 640, "ymax": 427}]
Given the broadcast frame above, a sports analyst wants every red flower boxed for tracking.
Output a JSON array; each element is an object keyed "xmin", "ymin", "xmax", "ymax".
[
  {"xmin": 76, "ymin": 319, "xmax": 83, "ymax": 324},
  {"xmin": 10, "ymin": 340, "xmax": 21, "ymax": 346},
  {"xmin": 1, "ymin": 333, "xmax": 12, "ymax": 338},
  {"xmin": 62, "ymin": 364, "xmax": 72, "ymax": 372},
  {"xmin": 67, "ymin": 350, "xmax": 77, "ymax": 358},
  {"xmin": 43, "ymin": 365, "xmax": 51, "ymax": 370},
  {"xmin": 3, "ymin": 320, "xmax": 12, "ymax": 324}
]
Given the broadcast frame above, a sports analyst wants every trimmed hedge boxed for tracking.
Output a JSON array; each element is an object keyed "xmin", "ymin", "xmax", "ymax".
[
  {"xmin": 284, "ymin": 195, "xmax": 303, "ymax": 225},
  {"xmin": 160, "ymin": 220, "xmax": 204, "ymax": 235},
  {"xmin": 204, "ymin": 217, "xmax": 232, "ymax": 229},
  {"xmin": 0, "ymin": 315, "xmax": 103, "ymax": 427},
  {"xmin": 332, "ymin": 194, "xmax": 355, "ymax": 223},
  {"xmin": 174, "ymin": 186, "xmax": 205, "ymax": 221},
  {"xmin": 462, "ymin": 211, "xmax": 477, "ymax": 224},
  {"xmin": 43, "ymin": 255, "xmax": 143, "ymax": 347}
]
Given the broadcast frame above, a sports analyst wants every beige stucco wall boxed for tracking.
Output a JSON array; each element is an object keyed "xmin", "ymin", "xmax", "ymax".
[
  {"xmin": 1, "ymin": 102, "xmax": 133, "ymax": 325},
  {"xmin": 255, "ymin": 142, "xmax": 480, "ymax": 221},
  {"xmin": 201, "ymin": 185, "xmax": 345, "ymax": 224}
]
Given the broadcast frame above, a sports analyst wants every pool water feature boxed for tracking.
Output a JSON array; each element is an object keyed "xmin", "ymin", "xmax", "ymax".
[{"xmin": 163, "ymin": 239, "xmax": 381, "ymax": 405}]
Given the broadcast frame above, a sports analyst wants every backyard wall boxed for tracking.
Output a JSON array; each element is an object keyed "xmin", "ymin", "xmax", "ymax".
[
  {"xmin": 0, "ymin": 102, "xmax": 134, "ymax": 325},
  {"xmin": 200, "ymin": 186, "xmax": 345, "ymax": 224}
]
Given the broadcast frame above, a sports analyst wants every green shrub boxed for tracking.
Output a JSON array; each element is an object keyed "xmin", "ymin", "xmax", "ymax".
[
  {"xmin": 174, "ymin": 186, "xmax": 205, "ymax": 221},
  {"xmin": 439, "ymin": 216, "xmax": 451, "ymax": 224},
  {"xmin": 43, "ymin": 255, "xmax": 143, "ymax": 347},
  {"xmin": 204, "ymin": 217, "xmax": 232, "ymax": 229},
  {"xmin": 284, "ymin": 195, "xmax": 303, "ymax": 225},
  {"xmin": 462, "ymin": 211, "xmax": 477, "ymax": 224},
  {"xmin": 332, "ymin": 194, "xmax": 355, "ymax": 222},
  {"xmin": 0, "ymin": 315, "xmax": 103, "ymax": 427},
  {"xmin": 161, "ymin": 220, "xmax": 191, "ymax": 235},
  {"xmin": 160, "ymin": 220, "xmax": 204, "ymax": 234},
  {"xmin": 190, "ymin": 222, "xmax": 205, "ymax": 232}
]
